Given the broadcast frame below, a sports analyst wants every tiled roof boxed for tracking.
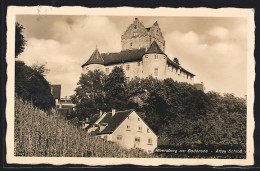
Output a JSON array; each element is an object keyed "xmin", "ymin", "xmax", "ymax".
[
  {"xmin": 101, "ymin": 49, "xmax": 146, "ymax": 66},
  {"xmin": 89, "ymin": 109, "xmax": 134, "ymax": 134},
  {"xmin": 82, "ymin": 48, "xmax": 104, "ymax": 67},
  {"xmin": 145, "ymin": 41, "xmax": 165, "ymax": 55}
]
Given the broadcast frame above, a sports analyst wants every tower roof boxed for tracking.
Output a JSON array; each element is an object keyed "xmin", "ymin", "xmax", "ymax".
[
  {"xmin": 82, "ymin": 48, "xmax": 104, "ymax": 67},
  {"xmin": 146, "ymin": 41, "xmax": 165, "ymax": 55}
]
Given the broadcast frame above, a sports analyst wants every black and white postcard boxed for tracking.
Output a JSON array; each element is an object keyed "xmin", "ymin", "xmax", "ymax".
[{"xmin": 6, "ymin": 6, "xmax": 255, "ymax": 166}]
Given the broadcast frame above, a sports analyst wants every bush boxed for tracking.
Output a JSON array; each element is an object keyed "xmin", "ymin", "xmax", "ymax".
[{"xmin": 15, "ymin": 61, "xmax": 55, "ymax": 110}]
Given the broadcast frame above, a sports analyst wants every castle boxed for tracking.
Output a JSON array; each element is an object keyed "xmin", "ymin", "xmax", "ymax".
[{"xmin": 82, "ymin": 18, "xmax": 195, "ymax": 84}]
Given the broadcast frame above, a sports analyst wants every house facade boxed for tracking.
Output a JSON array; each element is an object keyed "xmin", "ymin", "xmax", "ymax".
[
  {"xmin": 86, "ymin": 109, "xmax": 157, "ymax": 153},
  {"xmin": 82, "ymin": 18, "xmax": 195, "ymax": 84}
]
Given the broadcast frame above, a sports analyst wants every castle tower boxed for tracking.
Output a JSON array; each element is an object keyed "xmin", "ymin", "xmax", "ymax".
[
  {"xmin": 142, "ymin": 41, "xmax": 167, "ymax": 79},
  {"xmin": 121, "ymin": 18, "xmax": 165, "ymax": 52},
  {"xmin": 81, "ymin": 48, "xmax": 105, "ymax": 74}
]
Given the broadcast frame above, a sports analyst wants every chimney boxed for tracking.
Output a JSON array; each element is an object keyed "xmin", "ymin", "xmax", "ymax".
[
  {"xmin": 99, "ymin": 110, "xmax": 103, "ymax": 117},
  {"xmin": 65, "ymin": 96, "xmax": 67, "ymax": 102},
  {"xmin": 112, "ymin": 109, "xmax": 116, "ymax": 116}
]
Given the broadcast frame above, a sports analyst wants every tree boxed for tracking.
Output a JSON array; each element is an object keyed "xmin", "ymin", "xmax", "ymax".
[
  {"xmin": 15, "ymin": 22, "xmax": 27, "ymax": 58},
  {"xmin": 104, "ymin": 67, "xmax": 128, "ymax": 111},
  {"xmin": 71, "ymin": 70, "xmax": 107, "ymax": 120},
  {"xmin": 15, "ymin": 61, "xmax": 55, "ymax": 110}
]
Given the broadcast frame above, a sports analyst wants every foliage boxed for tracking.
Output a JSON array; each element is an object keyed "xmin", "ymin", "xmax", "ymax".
[
  {"xmin": 15, "ymin": 98, "xmax": 151, "ymax": 157},
  {"xmin": 104, "ymin": 66, "xmax": 128, "ymax": 111},
  {"xmin": 71, "ymin": 70, "xmax": 107, "ymax": 120},
  {"xmin": 15, "ymin": 61, "xmax": 55, "ymax": 110},
  {"xmin": 15, "ymin": 22, "xmax": 27, "ymax": 58},
  {"xmin": 72, "ymin": 68, "xmax": 246, "ymax": 150}
]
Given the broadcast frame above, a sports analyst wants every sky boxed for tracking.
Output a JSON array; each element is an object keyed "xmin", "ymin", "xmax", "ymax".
[{"xmin": 16, "ymin": 15, "xmax": 247, "ymax": 98}]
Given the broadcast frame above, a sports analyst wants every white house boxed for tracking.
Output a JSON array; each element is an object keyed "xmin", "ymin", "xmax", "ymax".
[{"xmin": 86, "ymin": 109, "xmax": 158, "ymax": 153}]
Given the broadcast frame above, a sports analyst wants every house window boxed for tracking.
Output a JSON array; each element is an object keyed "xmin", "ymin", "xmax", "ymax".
[
  {"xmin": 135, "ymin": 137, "xmax": 140, "ymax": 143},
  {"xmin": 137, "ymin": 62, "xmax": 140, "ymax": 66},
  {"xmin": 134, "ymin": 25, "xmax": 137, "ymax": 29},
  {"xmin": 148, "ymin": 138, "xmax": 153, "ymax": 145},
  {"xmin": 155, "ymin": 55, "xmax": 158, "ymax": 59},
  {"xmin": 117, "ymin": 135, "xmax": 122, "ymax": 140},
  {"xmin": 126, "ymin": 77, "xmax": 130, "ymax": 83},
  {"xmin": 126, "ymin": 65, "xmax": 130, "ymax": 70},
  {"xmin": 138, "ymin": 118, "xmax": 140, "ymax": 121},
  {"xmin": 147, "ymin": 128, "xmax": 150, "ymax": 133},
  {"xmin": 130, "ymin": 42, "xmax": 133, "ymax": 46},
  {"xmin": 138, "ymin": 126, "xmax": 142, "ymax": 132},
  {"xmin": 120, "ymin": 65, "xmax": 123, "ymax": 69},
  {"xmin": 154, "ymin": 68, "xmax": 158, "ymax": 77},
  {"xmin": 104, "ymin": 135, "xmax": 107, "ymax": 140},
  {"xmin": 105, "ymin": 68, "xmax": 109, "ymax": 74},
  {"xmin": 126, "ymin": 125, "xmax": 131, "ymax": 131}
]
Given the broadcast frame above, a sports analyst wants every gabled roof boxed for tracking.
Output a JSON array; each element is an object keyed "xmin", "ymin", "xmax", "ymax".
[
  {"xmin": 95, "ymin": 109, "xmax": 134, "ymax": 134},
  {"xmin": 82, "ymin": 48, "xmax": 104, "ymax": 67},
  {"xmin": 87, "ymin": 109, "xmax": 158, "ymax": 136},
  {"xmin": 145, "ymin": 41, "xmax": 165, "ymax": 55}
]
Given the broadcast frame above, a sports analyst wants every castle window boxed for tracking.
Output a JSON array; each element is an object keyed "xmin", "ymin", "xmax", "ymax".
[
  {"xmin": 126, "ymin": 65, "xmax": 130, "ymax": 70},
  {"xmin": 148, "ymin": 138, "xmax": 153, "ymax": 145},
  {"xmin": 130, "ymin": 42, "xmax": 132, "ymax": 46},
  {"xmin": 105, "ymin": 68, "xmax": 109, "ymax": 74},
  {"xmin": 134, "ymin": 25, "xmax": 137, "ymax": 29},
  {"xmin": 154, "ymin": 68, "xmax": 158, "ymax": 77},
  {"xmin": 117, "ymin": 135, "xmax": 122, "ymax": 140},
  {"xmin": 157, "ymin": 28, "xmax": 159, "ymax": 32},
  {"xmin": 135, "ymin": 137, "xmax": 140, "ymax": 143}
]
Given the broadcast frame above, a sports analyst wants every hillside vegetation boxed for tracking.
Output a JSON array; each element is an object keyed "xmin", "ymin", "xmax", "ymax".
[{"xmin": 15, "ymin": 98, "xmax": 151, "ymax": 157}]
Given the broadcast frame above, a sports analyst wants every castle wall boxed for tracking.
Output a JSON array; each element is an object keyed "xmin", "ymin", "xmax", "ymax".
[
  {"xmin": 165, "ymin": 64, "xmax": 194, "ymax": 84},
  {"xmin": 142, "ymin": 53, "xmax": 167, "ymax": 80},
  {"xmin": 122, "ymin": 36, "xmax": 150, "ymax": 51},
  {"xmin": 82, "ymin": 64, "xmax": 105, "ymax": 74},
  {"xmin": 104, "ymin": 61, "xmax": 142, "ymax": 81}
]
